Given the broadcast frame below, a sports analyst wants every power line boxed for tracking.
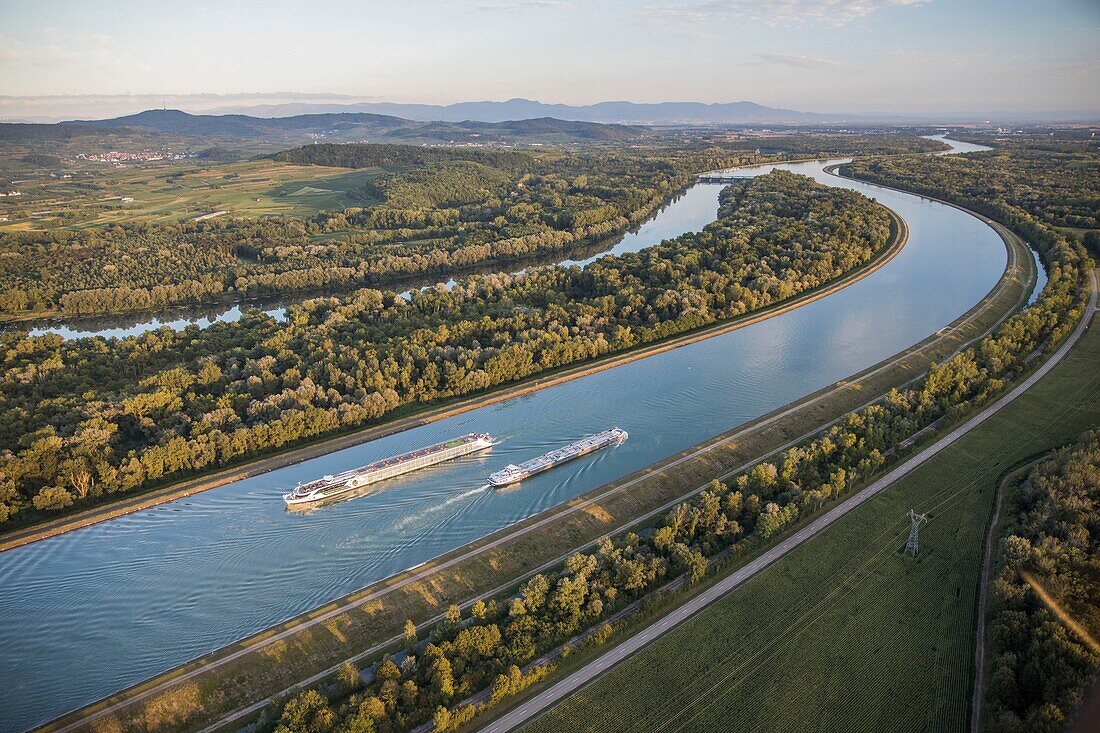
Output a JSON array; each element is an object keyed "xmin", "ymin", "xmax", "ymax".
[{"xmin": 905, "ymin": 508, "xmax": 929, "ymax": 557}]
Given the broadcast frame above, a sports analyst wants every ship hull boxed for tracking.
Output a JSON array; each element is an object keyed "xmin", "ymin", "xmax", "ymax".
[
  {"xmin": 284, "ymin": 435, "xmax": 493, "ymax": 507},
  {"xmin": 488, "ymin": 428, "xmax": 626, "ymax": 487}
]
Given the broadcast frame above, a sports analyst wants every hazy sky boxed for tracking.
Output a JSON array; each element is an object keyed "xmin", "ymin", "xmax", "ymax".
[{"xmin": 1, "ymin": 0, "xmax": 1098, "ymax": 117}]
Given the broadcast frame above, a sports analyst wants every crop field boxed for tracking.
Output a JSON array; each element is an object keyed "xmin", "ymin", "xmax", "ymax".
[
  {"xmin": 0, "ymin": 158, "xmax": 384, "ymax": 230},
  {"xmin": 521, "ymin": 319, "xmax": 1100, "ymax": 733}
]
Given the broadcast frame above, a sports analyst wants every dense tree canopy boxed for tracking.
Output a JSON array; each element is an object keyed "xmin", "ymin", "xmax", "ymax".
[
  {"xmin": 0, "ymin": 135, "xmax": 949, "ymax": 319},
  {"xmin": 0, "ymin": 171, "xmax": 892, "ymax": 524},
  {"xmin": 270, "ymin": 143, "xmax": 533, "ymax": 170},
  {"xmin": 849, "ymin": 136, "xmax": 1099, "ymax": 230},
  {"xmin": 985, "ymin": 430, "xmax": 1100, "ymax": 733},
  {"xmin": 0, "ymin": 147, "xmax": 750, "ymax": 317}
]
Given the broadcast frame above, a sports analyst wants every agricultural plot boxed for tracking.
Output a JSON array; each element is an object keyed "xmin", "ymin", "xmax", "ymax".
[
  {"xmin": 521, "ymin": 321, "xmax": 1100, "ymax": 733},
  {"xmin": 0, "ymin": 159, "xmax": 384, "ymax": 230}
]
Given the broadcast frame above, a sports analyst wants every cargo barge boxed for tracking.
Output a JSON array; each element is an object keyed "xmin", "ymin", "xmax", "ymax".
[
  {"xmin": 488, "ymin": 427, "xmax": 627, "ymax": 487},
  {"xmin": 284, "ymin": 433, "xmax": 494, "ymax": 506}
]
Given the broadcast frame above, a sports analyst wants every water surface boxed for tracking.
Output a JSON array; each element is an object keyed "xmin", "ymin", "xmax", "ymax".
[
  {"xmin": 0, "ymin": 141, "xmax": 1020, "ymax": 731},
  {"xmin": 20, "ymin": 184, "xmax": 726, "ymax": 341}
]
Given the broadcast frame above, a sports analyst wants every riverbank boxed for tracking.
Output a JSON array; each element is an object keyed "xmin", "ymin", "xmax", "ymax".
[
  {"xmin": 501, "ymin": 271, "xmax": 1097, "ymax": 733},
  {"xmin": 36, "ymin": 194, "xmax": 1035, "ymax": 733},
  {"xmin": 0, "ymin": 204, "xmax": 908, "ymax": 552}
]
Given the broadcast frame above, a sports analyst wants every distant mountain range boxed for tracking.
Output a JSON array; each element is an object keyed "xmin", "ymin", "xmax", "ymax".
[
  {"xmin": 5, "ymin": 103, "xmax": 1094, "ymax": 150},
  {"xmin": 2, "ymin": 95, "xmax": 1097, "ymax": 126},
  {"xmin": 209, "ymin": 98, "xmax": 848, "ymax": 125},
  {"xmin": 1, "ymin": 109, "xmax": 650, "ymax": 146}
]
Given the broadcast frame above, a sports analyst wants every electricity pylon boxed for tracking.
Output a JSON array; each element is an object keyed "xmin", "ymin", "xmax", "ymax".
[{"xmin": 905, "ymin": 508, "xmax": 929, "ymax": 557}]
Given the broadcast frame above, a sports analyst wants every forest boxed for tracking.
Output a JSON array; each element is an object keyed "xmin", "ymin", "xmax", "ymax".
[
  {"xmin": 256, "ymin": 161, "xmax": 1094, "ymax": 732},
  {"xmin": 0, "ymin": 146, "xmax": 725, "ymax": 317},
  {"xmin": 0, "ymin": 170, "xmax": 892, "ymax": 524},
  {"xmin": 0, "ymin": 134, "xmax": 948, "ymax": 319},
  {"xmin": 847, "ymin": 136, "xmax": 1099, "ymax": 235},
  {"xmin": 984, "ymin": 429, "xmax": 1100, "ymax": 733},
  {"xmin": 270, "ymin": 143, "xmax": 534, "ymax": 170}
]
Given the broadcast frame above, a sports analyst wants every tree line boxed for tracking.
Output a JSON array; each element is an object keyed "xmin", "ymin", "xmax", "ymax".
[
  {"xmin": 0, "ymin": 171, "xmax": 891, "ymax": 524},
  {"xmin": 0, "ymin": 147, "xmax": 751, "ymax": 318},
  {"xmin": 260, "ymin": 188, "xmax": 1093, "ymax": 732},
  {"xmin": 984, "ymin": 429, "xmax": 1100, "ymax": 733}
]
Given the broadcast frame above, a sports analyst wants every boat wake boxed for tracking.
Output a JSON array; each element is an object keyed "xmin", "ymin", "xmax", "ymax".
[{"xmin": 392, "ymin": 484, "xmax": 491, "ymax": 531}]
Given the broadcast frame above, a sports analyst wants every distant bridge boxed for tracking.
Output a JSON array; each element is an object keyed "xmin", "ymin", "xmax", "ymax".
[{"xmin": 696, "ymin": 173, "xmax": 754, "ymax": 183}]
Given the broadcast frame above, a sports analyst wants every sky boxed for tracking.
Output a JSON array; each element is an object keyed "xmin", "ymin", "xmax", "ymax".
[{"xmin": 0, "ymin": 0, "xmax": 1098, "ymax": 120}]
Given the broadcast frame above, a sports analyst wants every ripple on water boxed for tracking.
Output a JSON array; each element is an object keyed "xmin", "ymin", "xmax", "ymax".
[{"xmin": 0, "ymin": 141, "xmax": 1007, "ymax": 733}]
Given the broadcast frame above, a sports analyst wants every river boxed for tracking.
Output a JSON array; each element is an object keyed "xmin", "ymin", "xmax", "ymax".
[
  {"xmin": 0, "ymin": 137, "xmax": 1022, "ymax": 731},
  {"xmin": 21, "ymin": 182, "xmax": 728, "ymax": 341}
]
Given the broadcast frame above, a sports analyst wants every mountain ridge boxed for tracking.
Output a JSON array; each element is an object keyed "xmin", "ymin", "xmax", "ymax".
[
  {"xmin": 1, "ymin": 108, "xmax": 650, "ymax": 144},
  {"xmin": 206, "ymin": 97, "xmax": 846, "ymax": 125}
]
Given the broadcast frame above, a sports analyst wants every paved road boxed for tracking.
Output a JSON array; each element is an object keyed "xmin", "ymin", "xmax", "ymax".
[{"xmin": 482, "ymin": 271, "xmax": 1097, "ymax": 733}]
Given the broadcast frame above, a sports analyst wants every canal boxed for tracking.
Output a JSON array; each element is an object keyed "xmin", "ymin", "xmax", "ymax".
[{"xmin": 0, "ymin": 138, "xmax": 1022, "ymax": 731}]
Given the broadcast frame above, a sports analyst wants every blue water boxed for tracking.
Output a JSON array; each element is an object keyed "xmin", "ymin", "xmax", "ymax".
[
  {"xmin": 26, "ymin": 305, "xmax": 288, "ymax": 340},
  {"xmin": 0, "ymin": 141, "xmax": 1018, "ymax": 731},
  {"xmin": 22, "ymin": 184, "xmax": 727, "ymax": 341}
]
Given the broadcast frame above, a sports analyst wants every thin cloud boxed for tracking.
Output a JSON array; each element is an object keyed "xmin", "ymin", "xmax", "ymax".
[
  {"xmin": 754, "ymin": 52, "xmax": 841, "ymax": 68},
  {"xmin": 467, "ymin": 0, "xmax": 571, "ymax": 12},
  {"xmin": 888, "ymin": 50, "xmax": 985, "ymax": 66},
  {"xmin": 0, "ymin": 38, "xmax": 21, "ymax": 64},
  {"xmin": 647, "ymin": 0, "xmax": 926, "ymax": 28},
  {"xmin": 1028, "ymin": 59, "xmax": 1100, "ymax": 75}
]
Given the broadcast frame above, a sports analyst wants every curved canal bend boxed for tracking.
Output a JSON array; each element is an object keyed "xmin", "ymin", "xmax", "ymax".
[{"xmin": 0, "ymin": 138, "xmax": 1018, "ymax": 731}]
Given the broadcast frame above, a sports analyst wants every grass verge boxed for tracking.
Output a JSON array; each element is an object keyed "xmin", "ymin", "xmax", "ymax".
[
  {"xmin": 38, "ymin": 210, "xmax": 1034, "ymax": 733},
  {"xmin": 518, "ymin": 301, "xmax": 1099, "ymax": 733}
]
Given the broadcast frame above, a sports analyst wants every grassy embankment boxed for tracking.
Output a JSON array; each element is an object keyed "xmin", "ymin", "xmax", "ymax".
[
  {"xmin": 519, "ymin": 291, "xmax": 1099, "ymax": 733},
  {"xmin": 43, "ymin": 211, "xmax": 1035, "ymax": 733}
]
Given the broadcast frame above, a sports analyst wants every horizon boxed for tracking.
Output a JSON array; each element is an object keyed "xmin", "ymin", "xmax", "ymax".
[
  {"xmin": 2, "ymin": 3, "xmax": 1099, "ymax": 732},
  {"xmin": 2, "ymin": 94, "xmax": 1098, "ymax": 126},
  {"xmin": 2, "ymin": 0, "xmax": 1098, "ymax": 122}
]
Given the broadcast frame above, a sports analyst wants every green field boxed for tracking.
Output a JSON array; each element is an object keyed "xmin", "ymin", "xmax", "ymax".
[
  {"xmin": 521, "ymin": 318, "xmax": 1100, "ymax": 733},
  {"xmin": 0, "ymin": 158, "xmax": 386, "ymax": 230}
]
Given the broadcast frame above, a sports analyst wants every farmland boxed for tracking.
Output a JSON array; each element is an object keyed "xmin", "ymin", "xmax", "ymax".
[
  {"xmin": 0, "ymin": 158, "xmax": 389, "ymax": 231},
  {"xmin": 520, "ymin": 314, "xmax": 1100, "ymax": 733}
]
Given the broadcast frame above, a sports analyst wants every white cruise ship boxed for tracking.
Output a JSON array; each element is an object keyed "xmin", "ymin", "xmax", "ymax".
[
  {"xmin": 488, "ymin": 428, "xmax": 627, "ymax": 487},
  {"xmin": 284, "ymin": 433, "xmax": 494, "ymax": 506}
]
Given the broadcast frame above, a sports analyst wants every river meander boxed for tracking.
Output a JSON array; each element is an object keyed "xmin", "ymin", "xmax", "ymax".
[
  {"xmin": 0, "ymin": 138, "xmax": 1020, "ymax": 731},
  {"xmin": 20, "ymin": 180, "xmax": 728, "ymax": 341}
]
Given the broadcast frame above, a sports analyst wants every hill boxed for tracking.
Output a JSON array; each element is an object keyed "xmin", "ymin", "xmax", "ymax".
[
  {"xmin": 211, "ymin": 97, "xmax": 847, "ymax": 125},
  {"xmin": 269, "ymin": 142, "xmax": 533, "ymax": 169},
  {"xmin": 34, "ymin": 109, "xmax": 648, "ymax": 145},
  {"xmin": 66, "ymin": 108, "xmax": 410, "ymax": 137}
]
